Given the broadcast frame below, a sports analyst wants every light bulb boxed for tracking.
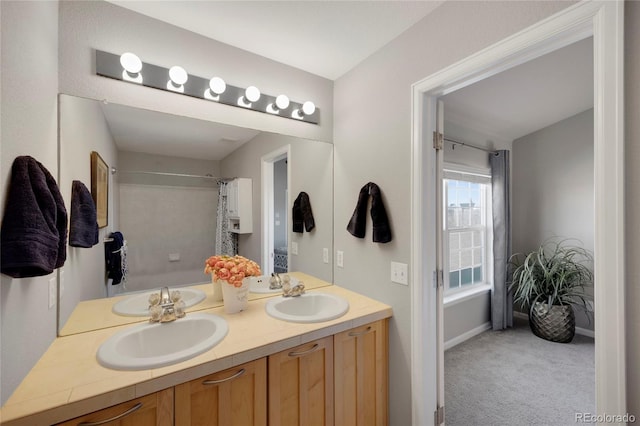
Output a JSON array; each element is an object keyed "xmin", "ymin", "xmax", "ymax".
[
  {"xmin": 169, "ymin": 66, "xmax": 188, "ymax": 85},
  {"xmin": 275, "ymin": 95, "xmax": 290, "ymax": 110},
  {"xmin": 302, "ymin": 101, "xmax": 316, "ymax": 116},
  {"xmin": 209, "ymin": 77, "xmax": 226, "ymax": 95},
  {"xmin": 120, "ymin": 52, "xmax": 142, "ymax": 74},
  {"xmin": 245, "ymin": 86, "xmax": 261, "ymax": 103}
]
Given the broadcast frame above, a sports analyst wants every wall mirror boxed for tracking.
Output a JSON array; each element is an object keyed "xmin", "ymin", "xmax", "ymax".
[{"xmin": 58, "ymin": 94, "xmax": 333, "ymax": 336}]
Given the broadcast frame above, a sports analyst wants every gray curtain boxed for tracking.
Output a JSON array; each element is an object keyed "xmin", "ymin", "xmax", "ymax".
[
  {"xmin": 215, "ymin": 181, "xmax": 238, "ymax": 256},
  {"xmin": 490, "ymin": 150, "xmax": 513, "ymax": 330}
]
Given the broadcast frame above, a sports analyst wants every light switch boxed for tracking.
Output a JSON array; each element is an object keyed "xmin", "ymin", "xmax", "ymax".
[
  {"xmin": 336, "ymin": 250, "xmax": 344, "ymax": 268},
  {"xmin": 323, "ymin": 248, "xmax": 329, "ymax": 264},
  {"xmin": 391, "ymin": 262, "xmax": 408, "ymax": 285},
  {"xmin": 291, "ymin": 242, "xmax": 298, "ymax": 255},
  {"xmin": 169, "ymin": 253, "xmax": 180, "ymax": 262}
]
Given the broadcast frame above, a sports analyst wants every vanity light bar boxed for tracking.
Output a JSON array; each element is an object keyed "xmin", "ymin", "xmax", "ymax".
[{"xmin": 95, "ymin": 50, "xmax": 319, "ymax": 125}]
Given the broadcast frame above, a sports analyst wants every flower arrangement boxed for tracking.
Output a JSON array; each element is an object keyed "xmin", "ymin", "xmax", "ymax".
[{"xmin": 204, "ymin": 255, "xmax": 261, "ymax": 288}]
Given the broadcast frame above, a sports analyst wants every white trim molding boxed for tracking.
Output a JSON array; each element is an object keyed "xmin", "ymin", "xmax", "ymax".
[
  {"xmin": 410, "ymin": 2, "xmax": 625, "ymax": 424},
  {"xmin": 444, "ymin": 322, "xmax": 492, "ymax": 351}
]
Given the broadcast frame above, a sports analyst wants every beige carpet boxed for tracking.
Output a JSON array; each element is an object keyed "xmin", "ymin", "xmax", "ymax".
[{"xmin": 444, "ymin": 316, "xmax": 595, "ymax": 426}]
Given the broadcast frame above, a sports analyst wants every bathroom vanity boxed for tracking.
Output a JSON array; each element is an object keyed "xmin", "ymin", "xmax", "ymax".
[{"xmin": 0, "ymin": 284, "xmax": 391, "ymax": 426}]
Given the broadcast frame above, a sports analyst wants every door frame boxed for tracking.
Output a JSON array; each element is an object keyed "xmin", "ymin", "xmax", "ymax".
[
  {"xmin": 410, "ymin": 1, "xmax": 625, "ymax": 424},
  {"xmin": 261, "ymin": 145, "xmax": 291, "ymax": 276}
]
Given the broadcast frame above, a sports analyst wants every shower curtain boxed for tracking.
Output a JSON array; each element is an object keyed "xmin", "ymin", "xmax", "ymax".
[
  {"xmin": 491, "ymin": 150, "xmax": 513, "ymax": 330},
  {"xmin": 215, "ymin": 181, "xmax": 238, "ymax": 256}
]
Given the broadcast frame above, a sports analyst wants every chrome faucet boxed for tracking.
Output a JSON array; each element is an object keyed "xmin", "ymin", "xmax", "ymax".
[
  {"xmin": 149, "ymin": 287, "xmax": 186, "ymax": 323},
  {"xmin": 283, "ymin": 282, "xmax": 305, "ymax": 297},
  {"xmin": 270, "ymin": 273, "xmax": 283, "ymax": 290}
]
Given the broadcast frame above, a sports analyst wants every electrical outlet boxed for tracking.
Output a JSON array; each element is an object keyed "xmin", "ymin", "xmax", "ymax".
[
  {"xmin": 323, "ymin": 248, "xmax": 329, "ymax": 264},
  {"xmin": 49, "ymin": 277, "xmax": 57, "ymax": 309},
  {"xmin": 391, "ymin": 262, "xmax": 408, "ymax": 285},
  {"xmin": 336, "ymin": 250, "xmax": 344, "ymax": 268},
  {"xmin": 169, "ymin": 253, "xmax": 180, "ymax": 262},
  {"xmin": 291, "ymin": 242, "xmax": 298, "ymax": 255}
]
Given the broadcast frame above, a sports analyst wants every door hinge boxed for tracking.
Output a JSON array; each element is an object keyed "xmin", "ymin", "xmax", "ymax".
[
  {"xmin": 436, "ymin": 269, "xmax": 444, "ymax": 288},
  {"xmin": 433, "ymin": 131, "xmax": 444, "ymax": 150},
  {"xmin": 434, "ymin": 405, "xmax": 445, "ymax": 425}
]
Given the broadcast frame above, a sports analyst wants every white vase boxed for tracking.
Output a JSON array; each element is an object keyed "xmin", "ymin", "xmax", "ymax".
[
  {"xmin": 211, "ymin": 275, "xmax": 224, "ymax": 302},
  {"xmin": 220, "ymin": 279, "xmax": 249, "ymax": 314}
]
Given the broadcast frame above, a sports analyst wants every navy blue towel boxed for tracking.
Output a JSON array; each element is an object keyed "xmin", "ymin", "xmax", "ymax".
[
  {"xmin": 292, "ymin": 192, "xmax": 315, "ymax": 233},
  {"xmin": 346, "ymin": 182, "xmax": 392, "ymax": 243},
  {"xmin": 105, "ymin": 232, "xmax": 125, "ymax": 285},
  {"xmin": 1, "ymin": 156, "xmax": 68, "ymax": 278},
  {"xmin": 69, "ymin": 180, "xmax": 99, "ymax": 248}
]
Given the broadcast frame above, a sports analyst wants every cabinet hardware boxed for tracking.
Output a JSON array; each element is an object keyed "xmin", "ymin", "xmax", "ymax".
[
  {"xmin": 288, "ymin": 343, "xmax": 320, "ymax": 357},
  {"xmin": 348, "ymin": 326, "xmax": 372, "ymax": 337},
  {"xmin": 78, "ymin": 402, "xmax": 142, "ymax": 425},
  {"xmin": 202, "ymin": 368, "xmax": 246, "ymax": 385}
]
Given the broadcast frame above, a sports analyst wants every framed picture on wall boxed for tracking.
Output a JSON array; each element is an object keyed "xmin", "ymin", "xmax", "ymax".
[{"xmin": 90, "ymin": 151, "xmax": 108, "ymax": 228}]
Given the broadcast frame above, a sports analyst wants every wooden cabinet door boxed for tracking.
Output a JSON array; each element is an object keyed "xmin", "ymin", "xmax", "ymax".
[
  {"xmin": 268, "ymin": 336, "xmax": 334, "ymax": 426},
  {"xmin": 56, "ymin": 388, "xmax": 173, "ymax": 426},
  {"xmin": 334, "ymin": 320, "xmax": 389, "ymax": 426},
  {"xmin": 174, "ymin": 358, "xmax": 267, "ymax": 426}
]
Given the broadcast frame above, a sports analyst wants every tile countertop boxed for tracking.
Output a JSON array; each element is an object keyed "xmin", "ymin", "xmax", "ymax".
[{"xmin": 0, "ymin": 284, "xmax": 392, "ymax": 426}]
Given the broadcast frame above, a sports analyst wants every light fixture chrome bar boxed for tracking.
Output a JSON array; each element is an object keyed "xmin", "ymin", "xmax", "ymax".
[
  {"xmin": 95, "ymin": 50, "xmax": 319, "ymax": 124},
  {"xmin": 444, "ymin": 137, "xmax": 497, "ymax": 154}
]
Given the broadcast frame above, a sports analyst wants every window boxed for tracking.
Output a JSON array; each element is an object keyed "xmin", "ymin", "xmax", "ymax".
[{"xmin": 443, "ymin": 168, "xmax": 493, "ymax": 295}]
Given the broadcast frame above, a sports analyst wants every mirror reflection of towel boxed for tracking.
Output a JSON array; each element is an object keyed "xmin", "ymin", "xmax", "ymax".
[
  {"xmin": 105, "ymin": 232, "xmax": 126, "ymax": 285},
  {"xmin": 69, "ymin": 180, "xmax": 99, "ymax": 248},
  {"xmin": 0, "ymin": 156, "xmax": 68, "ymax": 278},
  {"xmin": 346, "ymin": 182, "xmax": 392, "ymax": 243},
  {"xmin": 292, "ymin": 192, "xmax": 315, "ymax": 233}
]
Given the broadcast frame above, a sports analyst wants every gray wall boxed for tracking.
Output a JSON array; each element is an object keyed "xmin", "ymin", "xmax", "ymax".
[
  {"xmin": 625, "ymin": 1, "xmax": 640, "ymax": 417},
  {"xmin": 333, "ymin": 1, "xmax": 575, "ymax": 423},
  {"xmin": 0, "ymin": 0, "xmax": 59, "ymax": 404},
  {"xmin": 58, "ymin": 95, "xmax": 120, "ymax": 328},
  {"xmin": 444, "ymin": 292, "xmax": 491, "ymax": 344},
  {"xmin": 220, "ymin": 132, "xmax": 333, "ymax": 282},
  {"xmin": 512, "ymin": 109, "xmax": 594, "ymax": 330}
]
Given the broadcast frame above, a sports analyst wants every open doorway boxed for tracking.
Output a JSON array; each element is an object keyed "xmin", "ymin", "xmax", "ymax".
[
  {"xmin": 261, "ymin": 146, "xmax": 290, "ymax": 276},
  {"xmin": 438, "ymin": 36, "xmax": 595, "ymax": 424},
  {"xmin": 410, "ymin": 2, "xmax": 625, "ymax": 425}
]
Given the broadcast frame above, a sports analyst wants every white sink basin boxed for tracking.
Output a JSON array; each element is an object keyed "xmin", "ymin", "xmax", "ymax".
[
  {"xmin": 112, "ymin": 287, "xmax": 206, "ymax": 317},
  {"xmin": 248, "ymin": 275, "xmax": 299, "ymax": 294},
  {"xmin": 265, "ymin": 293, "xmax": 349, "ymax": 323},
  {"xmin": 97, "ymin": 313, "xmax": 228, "ymax": 370}
]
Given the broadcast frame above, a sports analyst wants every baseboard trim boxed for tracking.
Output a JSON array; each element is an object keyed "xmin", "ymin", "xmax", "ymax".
[
  {"xmin": 513, "ymin": 311, "xmax": 594, "ymax": 338},
  {"xmin": 445, "ymin": 322, "xmax": 492, "ymax": 350}
]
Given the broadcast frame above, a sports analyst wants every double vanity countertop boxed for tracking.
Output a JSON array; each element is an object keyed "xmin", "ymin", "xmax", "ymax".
[{"xmin": 0, "ymin": 277, "xmax": 392, "ymax": 426}]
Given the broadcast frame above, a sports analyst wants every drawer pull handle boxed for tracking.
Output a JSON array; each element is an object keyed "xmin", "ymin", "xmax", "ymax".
[
  {"xmin": 348, "ymin": 326, "xmax": 372, "ymax": 337},
  {"xmin": 203, "ymin": 368, "xmax": 246, "ymax": 385},
  {"xmin": 288, "ymin": 343, "xmax": 320, "ymax": 357},
  {"xmin": 78, "ymin": 402, "xmax": 142, "ymax": 425}
]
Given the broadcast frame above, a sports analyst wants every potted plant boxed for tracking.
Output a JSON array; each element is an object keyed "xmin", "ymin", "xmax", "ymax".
[{"xmin": 509, "ymin": 239, "xmax": 593, "ymax": 343}]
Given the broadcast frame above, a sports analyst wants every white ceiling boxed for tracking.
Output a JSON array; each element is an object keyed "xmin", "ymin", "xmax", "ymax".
[
  {"xmin": 106, "ymin": 0, "xmax": 443, "ymax": 80},
  {"xmin": 99, "ymin": 2, "xmax": 593, "ymax": 157},
  {"xmin": 442, "ymin": 37, "xmax": 594, "ymax": 143},
  {"xmin": 101, "ymin": 102, "xmax": 260, "ymax": 160}
]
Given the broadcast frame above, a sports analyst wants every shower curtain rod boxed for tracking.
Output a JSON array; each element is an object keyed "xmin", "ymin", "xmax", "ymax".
[
  {"xmin": 444, "ymin": 137, "xmax": 498, "ymax": 154},
  {"xmin": 117, "ymin": 169, "xmax": 233, "ymax": 181}
]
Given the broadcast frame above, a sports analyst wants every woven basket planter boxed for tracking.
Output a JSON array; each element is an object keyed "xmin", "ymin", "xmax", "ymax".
[{"xmin": 529, "ymin": 302, "xmax": 575, "ymax": 343}]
